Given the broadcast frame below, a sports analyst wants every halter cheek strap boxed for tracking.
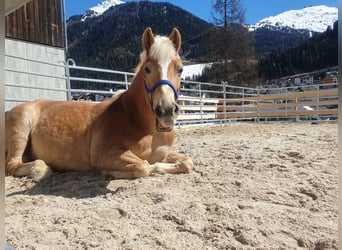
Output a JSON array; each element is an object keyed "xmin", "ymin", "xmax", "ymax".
[{"xmin": 144, "ymin": 80, "xmax": 179, "ymax": 100}]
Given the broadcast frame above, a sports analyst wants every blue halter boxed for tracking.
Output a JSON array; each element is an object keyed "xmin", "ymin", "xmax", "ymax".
[{"xmin": 144, "ymin": 80, "xmax": 179, "ymax": 100}]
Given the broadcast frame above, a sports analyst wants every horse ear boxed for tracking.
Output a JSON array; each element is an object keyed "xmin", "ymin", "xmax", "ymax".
[
  {"xmin": 169, "ymin": 28, "xmax": 181, "ymax": 53},
  {"xmin": 142, "ymin": 27, "xmax": 155, "ymax": 54}
]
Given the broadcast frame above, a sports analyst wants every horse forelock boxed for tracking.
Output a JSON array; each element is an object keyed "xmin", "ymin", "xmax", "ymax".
[
  {"xmin": 136, "ymin": 35, "xmax": 180, "ymax": 78},
  {"xmin": 149, "ymin": 36, "xmax": 178, "ymax": 63}
]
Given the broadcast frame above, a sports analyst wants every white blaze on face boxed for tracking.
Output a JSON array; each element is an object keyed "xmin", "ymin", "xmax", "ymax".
[{"xmin": 149, "ymin": 36, "xmax": 177, "ymax": 96}]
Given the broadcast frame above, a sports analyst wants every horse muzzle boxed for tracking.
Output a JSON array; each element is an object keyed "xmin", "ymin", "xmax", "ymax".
[
  {"xmin": 144, "ymin": 79, "xmax": 180, "ymax": 132},
  {"xmin": 154, "ymin": 103, "xmax": 179, "ymax": 132}
]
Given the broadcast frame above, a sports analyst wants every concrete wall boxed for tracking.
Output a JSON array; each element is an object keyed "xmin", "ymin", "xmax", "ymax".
[{"xmin": 5, "ymin": 38, "xmax": 67, "ymax": 111}]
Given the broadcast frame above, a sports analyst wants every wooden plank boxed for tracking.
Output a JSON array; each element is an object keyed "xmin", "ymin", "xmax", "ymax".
[
  {"xmin": 219, "ymin": 100, "xmax": 338, "ymax": 111},
  {"xmin": 6, "ymin": 0, "xmax": 31, "ymax": 15},
  {"xmin": 223, "ymin": 98, "xmax": 258, "ymax": 103},
  {"xmin": 5, "ymin": 0, "xmax": 65, "ymax": 47},
  {"xmin": 178, "ymin": 113, "xmax": 217, "ymax": 121},
  {"xmin": 217, "ymin": 105, "xmax": 257, "ymax": 111},
  {"xmin": 220, "ymin": 89, "xmax": 338, "ymax": 103},
  {"xmin": 259, "ymin": 89, "xmax": 338, "ymax": 101},
  {"xmin": 257, "ymin": 99, "xmax": 338, "ymax": 109},
  {"xmin": 258, "ymin": 109, "xmax": 338, "ymax": 117},
  {"xmin": 217, "ymin": 112, "xmax": 257, "ymax": 119},
  {"xmin": 179, "ymin": 96, "xmax": 221, "ymax": 104},
  {"xmin": 219, "ymin": 109, "xmax": 338, "ymax": 119},
  {"xmin": 180, "ymin": 106, "xmax": 217, "ymax": 111}
]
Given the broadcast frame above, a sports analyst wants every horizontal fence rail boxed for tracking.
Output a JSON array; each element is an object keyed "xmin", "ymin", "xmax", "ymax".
[
  {"xmin": 178, "ymin": 81, "xmax": 338, "ymax": 124},
  {"xmin": 65, "ymin": 59, "xmax": 135, "ymax": 101},
  {"xmin": 5, "ymin": 56, "xmax": 338, "ymax": 124},
  {"xmin": 219, "ymin": 84, "xmax": 338, "ymax": 122},
  {"xmin": 5, "ymin": 53, "xmax": 68, "ymax": 110}
]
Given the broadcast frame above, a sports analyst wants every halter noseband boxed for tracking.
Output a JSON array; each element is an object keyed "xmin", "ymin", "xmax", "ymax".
[{"xmin": 144, "ymin": 80, "xmax": 179, "ymax": 100}]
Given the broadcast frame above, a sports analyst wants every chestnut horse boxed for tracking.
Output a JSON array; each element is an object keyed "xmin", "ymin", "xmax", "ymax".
[{"xmin": 5, "ymin": 27, "xmax": 193, "ymax": 181}]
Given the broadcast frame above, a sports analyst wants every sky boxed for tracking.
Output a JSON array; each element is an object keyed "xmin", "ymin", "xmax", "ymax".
[{"xmin": 65, "ymin": 0, "xmax": 338, "ymax": 24}]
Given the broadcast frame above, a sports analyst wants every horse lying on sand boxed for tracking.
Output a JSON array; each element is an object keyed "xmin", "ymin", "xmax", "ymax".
[{"xmin": 5, "ymin": 27, "xmax": 193, "ymax": 181}]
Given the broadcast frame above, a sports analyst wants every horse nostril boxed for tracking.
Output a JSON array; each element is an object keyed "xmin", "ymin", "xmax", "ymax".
[
  {"xmin": 155, "ymin": 105, "xmax": 177, "ymax": 118},
  {"xmin": 155, "ymin": 106, "xmax": 163, "ymax": 117},
  {"xmin": 174, "ymin": 104, "xmax": 179, "ymax": 114}
]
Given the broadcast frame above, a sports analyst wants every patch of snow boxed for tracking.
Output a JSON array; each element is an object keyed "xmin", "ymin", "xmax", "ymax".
[
  {"xmin": 182, "ymin": 63, "xmax": 212, "ymax": 80},
  {"xmin": 81, "ymin": 0, "xmax": 125, "ymax": 21},
  {"xmin": 249, "ymin": 5, "xmax": 337, "ymax": 33}
]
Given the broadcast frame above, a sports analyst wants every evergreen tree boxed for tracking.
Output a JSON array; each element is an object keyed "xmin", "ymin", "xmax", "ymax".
[
  {"xmin": 258, "ymin": 21, "xmax": 338, "ymax": 79},
  {"xmin": 204, "ymin": 0, "xmax": 257, "ymax": 86}
]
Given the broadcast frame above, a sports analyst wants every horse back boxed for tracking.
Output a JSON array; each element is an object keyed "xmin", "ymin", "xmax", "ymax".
[{"xmin": 6, "ymin": 99, "xmax": 105, "ymax": 171}]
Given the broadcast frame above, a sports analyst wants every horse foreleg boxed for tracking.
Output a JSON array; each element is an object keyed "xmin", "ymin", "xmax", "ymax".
[
  {"xmin": 8, "ymin": 160, "xmax": 52, "ymax": 182},
  {"xmin": 6, "ymin": 113, "xmax": 52, "ymax": 182},
  {"xmin": 96, "ymin": 149, "xmax": 153, "ymax": 179},
  {"xmin": 95, "ymin": 148, "xmax": 192, "ymax": 178},
  {"xmin": 151, "ymin": 151, "xmax": 193, "ymax": 174}
]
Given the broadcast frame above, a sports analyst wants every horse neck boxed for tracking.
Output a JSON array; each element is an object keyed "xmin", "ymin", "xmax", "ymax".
[{"xmin": 123, "ymin": 70, "xmax": 155, "ymax": 128}]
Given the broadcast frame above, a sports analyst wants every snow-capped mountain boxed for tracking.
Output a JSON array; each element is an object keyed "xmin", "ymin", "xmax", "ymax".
[
  {"xmin": 81, "ymin": 0, "xmax": 125, "ymax": 21},
  {"xmin": 249, "ymin": 5, "xmax": 337, "ymax": 33}
]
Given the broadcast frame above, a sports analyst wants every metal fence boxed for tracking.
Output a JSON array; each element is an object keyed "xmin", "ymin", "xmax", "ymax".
[
  {"xmin": 65, "ymin": 58, "xmax": 135, "ymax": 101},
  {"xmin": 5, "ymin": 52, "xmax": 67, "ymax": 111},
  {"xmin": 5, "ymin": 56, "xmax": 338, "ymax": 124}
]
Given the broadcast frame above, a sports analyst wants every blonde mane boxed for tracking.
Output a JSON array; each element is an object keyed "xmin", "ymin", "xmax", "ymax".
[{"xmin": 150, "ymin": 36, "xmax": 178, "ymax": 62}]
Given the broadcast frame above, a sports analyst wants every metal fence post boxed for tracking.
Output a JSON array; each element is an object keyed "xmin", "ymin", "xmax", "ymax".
[
  {"xmin": 316, "ymin": 84, "xmax": 320, "ymax": 116},
  {"xmin": 223, "ymin": 81, "xmax": 227, "ymax": 125},
  {"xmin": 65, "ymin": 58, "xmax": 75, "ymax": 101},
  {"xmin": 199, "ymin": 82, "xmax": 203, "ymax": 123},
  {"xmin": 125, "ymin": 73, "xmax": 129, "ymax": 90},
  {"xmin": 295, "ymin": 97, "xmax": 299, "ymax": 122},
  {"xmin": 285, "ymin": 87, "xmax": 288, "ymax": 119},
  {"xmin": 256, "ymin": 86, "xmax": 260, "ymax": 123},
  {"xmin": 242, "ymin": 87, "xmax": 245, "ymax": 119}
]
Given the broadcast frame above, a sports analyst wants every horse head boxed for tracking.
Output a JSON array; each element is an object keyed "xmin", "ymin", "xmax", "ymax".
[{"xmin": 140, "ymin": 27, "xmax": 183, "ymax": 132}]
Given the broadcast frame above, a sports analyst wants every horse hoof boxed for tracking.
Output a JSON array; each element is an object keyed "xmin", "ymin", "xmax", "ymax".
[
  {"xmin": 30, "ymin": 160, "xmax": 52, "ymax": 182},
  {"xmin": 177, "ymin": 158, "xmax": 193, "ymax": 173}
]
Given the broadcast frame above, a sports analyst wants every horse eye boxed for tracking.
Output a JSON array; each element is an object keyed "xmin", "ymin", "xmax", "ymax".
[
  {"xmin": 176, "ymin": 67, "xmax": 183, "ymax": 75},
  {"xmin": 144, "ymin": 66, "xmax": 151, "ymax": 74}
]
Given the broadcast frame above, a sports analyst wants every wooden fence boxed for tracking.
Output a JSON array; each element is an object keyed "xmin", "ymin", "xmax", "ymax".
[{"xmin": 178, "ymin": 82, "xmax": 338, "ymax": 124}]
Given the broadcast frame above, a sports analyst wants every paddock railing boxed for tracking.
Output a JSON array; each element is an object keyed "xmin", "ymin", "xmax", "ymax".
[
  {"xmin": 178, "ymin": 80, "xmax": 338, "ymax": 124},
  {"xmin": 5, "ymin": 56, "xmax": 338, "ymax": 124}
]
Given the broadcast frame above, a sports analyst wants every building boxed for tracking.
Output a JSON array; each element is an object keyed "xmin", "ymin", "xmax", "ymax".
[{"xmin": 5, "ymin": 0, "xmax": 67, "ymax": 110}]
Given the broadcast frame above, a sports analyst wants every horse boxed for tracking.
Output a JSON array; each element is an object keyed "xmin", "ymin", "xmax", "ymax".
[{"xmin": 5, "ymin": 27, "xmax": 194, "ymax": 182}]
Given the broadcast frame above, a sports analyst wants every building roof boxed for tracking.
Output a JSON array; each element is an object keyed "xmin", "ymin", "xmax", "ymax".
[{"xmin": 5, "ymin": 0, "xmax": 31, "ymax": 15}]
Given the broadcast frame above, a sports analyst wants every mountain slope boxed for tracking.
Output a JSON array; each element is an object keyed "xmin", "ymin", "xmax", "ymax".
[
  {"xmin": 66, "ymin": 1, "xmax": 337, "ymax": 83},
  {"xmin": 250, "ymin": 5, "xmax": 337, "ymax": 55},
  {"xmin": 67, "ymin": 1, "xmax": 212, "ymax": 71},
  {"xmin": 249, "ymin": 5, "xmax": 337, "ymax": 33},
  {"xmin": 258, "ymin": 21, "xmax": 338, "ymax": 79},
  {"xmin": 81, "ymin": 0, "xmax": 124, "ymax": 21},
  {"xmin": 251, "ymin": 27, "xmax": 318, "ymax": 55}
]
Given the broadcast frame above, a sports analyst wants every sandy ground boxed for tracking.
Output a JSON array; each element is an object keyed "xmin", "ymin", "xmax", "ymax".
[{"xmin": 5, "ymin": 122, "xmax": 338, "ymax": 249}]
